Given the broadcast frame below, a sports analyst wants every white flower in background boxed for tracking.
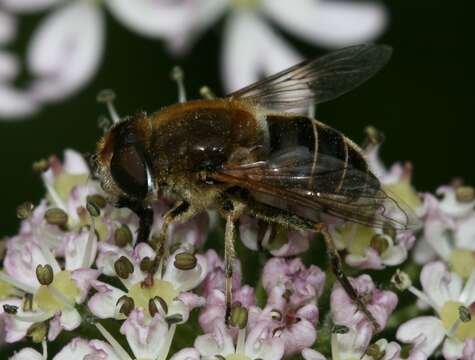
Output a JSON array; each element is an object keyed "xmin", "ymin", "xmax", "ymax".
[
  {"xmin": 396, "ymin": 261, "xmax": 475, "ymax": 359},
  {"xmin": 1, "ymin": 0, "xmax": 387, "ymax": 119},
  {"xmin": 124, "ymin": 0, "xmax": 387, "ymax": 91},
  {"xmin": 0, "ymin": 10, "xmax": 38, "ymax": 118},
  {"xmin": 413, "ymin": 186, "xmax": 475, "ymax": 279},
  {"xmin": 302, "ymin": 331, "xmax": 403, "ymax": 360}
]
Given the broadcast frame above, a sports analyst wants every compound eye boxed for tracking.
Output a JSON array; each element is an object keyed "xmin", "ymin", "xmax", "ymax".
[{"xmin": 110, "ymin": 145, "xmax": 149, "ymax": 199}]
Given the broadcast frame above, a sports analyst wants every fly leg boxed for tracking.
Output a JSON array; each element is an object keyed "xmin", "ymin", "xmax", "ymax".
[
  {"xmin": 241, "ymin": 198, "xmax": 380, "ymax": 331},
  {"xmin": 316, "ymin": 223, "xmax": 380, "ymax": 332},
  {"xmin": 224, "ymin": 213, "xmax": 238, "ymax": 325},
  {"xmin": 151, "ymin": 201, "xmax": 191, "ymax": 252},
  {"xmin": 116, "ymin": 198, "xmax": 154, "ymax": 244}
]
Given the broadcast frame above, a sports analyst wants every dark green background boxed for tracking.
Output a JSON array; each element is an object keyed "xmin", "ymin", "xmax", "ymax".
[{"xmin": 1, "ymin": 0, "xmax": 474, "ymax": 236}]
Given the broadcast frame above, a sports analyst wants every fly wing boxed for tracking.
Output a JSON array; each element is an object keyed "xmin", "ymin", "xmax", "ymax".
[
  {"xmin": 227, "ymin": 44, "xmax": 392, "ymax": 111},
  {"xmin": 213, "ymin": 147, "xmax": 418, "ymax": 230}
]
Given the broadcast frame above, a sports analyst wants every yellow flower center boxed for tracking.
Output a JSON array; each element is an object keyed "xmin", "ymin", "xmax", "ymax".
[
  {"xmin": 337, "ymin": 224, "xmax": 375, "ymax": 256},
  {"xmin": 34, "ymin": 271, "xmax": 80, "ymax": 312},
  {"xmin": 0, "ymin": 279, "xmax": 14, "ymax": 299},
  {"xmin": 53, "ymin": 174, "xmax": 89, "ymax": 202},
  {"xmin": 440, "ymin": 301, "xmax": 475, "ymax": 341},
  {"xmin": 384, "ymin": 180, "xmax": 422, "ymax": 211},
  {"xmin": 128, "ymin": 279, "xmax": 179, "ymax": 315},
  {"xmin": 226, "ymin": 354, "xmax": 252, "ymax": 360},
  {"xmin": 449, "ymin": 249, "xmax": 475, "ymax": 279}
]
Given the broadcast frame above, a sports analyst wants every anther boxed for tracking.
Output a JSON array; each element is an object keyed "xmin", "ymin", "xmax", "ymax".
[
  {"xmin": 97, "ymin": 89, "xmax": 121, "ymax": 124},
  {"xmin": 165, "ymin": 313, "xmax": 183, "ymax": 324},
  {"xmin": 44, "ymin": 208, "xmax": 68, "ymax": 227},
  {"xmin": 117, "ymin": 295, "xmax": 135, "ymax": 317},
  {"xmin": 332, "ymin": 324, "xmax": 350, "ymax": 334},
  {"xmin": 459, "ymin": 305, "xmax": 472, "ymax": 322},
  {"xmin": 149, "ymin": 296, "xmax": 168, "ymax": 317},
  {"xmin": 3, "ymin": 304, "xmax": 18, "ymax": 314},
  {"xmin": 456, "ymin": 186, "xmax": 475, "ymax": 203},
  {"xmin": 370, "ymin": 234, "xmax": 390, "ymax": 255},
  {"xmin": 230, "ymin": 303, "xmax": 248, "ymax": 329},
  {"xmin": 391, "ymin": 269, "xmax": 412, "ymax": 291},
  {"xmin": 362, "ymin": 126, "xmax": 385, "ymax": 150},
  {"xmin": 170, "ymin": 66, "xmax": 187, "ymax": 103},
  {"xmin": 270, "ymin": 309, "xmax": 282, "ymax": 321},
  {"xmin": 114, "ymin": 225, "xmax": 133, "ymax": 248},
  {"xmin": 114, "ymin": 256, "xmax": 134, "ymax": 279},
  {"xmin": 97, "ymin": 115, "xmax": 113, "ymax": 133},
  {"xmin": 87, "ymin": 194, "xmax": 107, "ymax": 209},
  {"xmin": 174, "ymin": 252, "xmax": 197, "ymax": 271},
  {"xmin": 86, "ymin": 199, "xmax": 101, "ymax": 218},
  {"xmin": 199, "ymin": 86, "xmax": 216, "ymax": 99},
  {"xmin": 32, "ymin": 159, "xmax": 49, "ymax": 174},
  {"xmin": 16, "ymin": 201, "xmax": 34, "ymax": 220},
  {"xmin": 36, "ymin": 264, "xmax": 54, "ymax": 286},
  {"xmin": 139, "ymin": 256, "xmax": 154, "ymax": 272},
  {"xmin": 27, "ymin": 322, "xmax": 48, "ymax": 343},
  {"xmin": 366, "ymin": 343, "xmax": 385, "ymax": 360}
]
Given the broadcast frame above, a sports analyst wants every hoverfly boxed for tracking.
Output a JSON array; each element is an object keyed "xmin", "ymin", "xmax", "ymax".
[{"xmin": 92, "ymin": 44, "xmax": 418, "ymax": 330}]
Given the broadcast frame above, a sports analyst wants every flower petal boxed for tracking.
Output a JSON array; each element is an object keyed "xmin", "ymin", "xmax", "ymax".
[
  {"xmin": 170, "ymin": 348, "xmax": 201, "ymax": 360},
  {"xmin": 9, "ymin": 348, "xmax": 43, "ymax": 360},
  {"xmin": 302, "ymin": 348, "xmax": 327, "ymax": 360},
  {"xmin": 0, "ymin": 52, "xmax": 19, "ymax": 81},
  {"xmin": 105, "ymin": 0, "xmax": 228, "ymax": 54},
  {"xmin": 1, "ymin": 0, "xmax": 61, "ymax": 13},
  {"xmin": 0, "ymin": 12, "xmax": 16, "ymax": 45},
  {"xmin": 396, "ymin": 316, "xmax": 445, "ymax": 357},
  {"xmin": 420, "ymin": 261, "xmax": 462, "ymax": 309},
  {"xmin": 262, "ymin": 0, "xmax": 387, "ymax": 48},
  {"xmin": 27, "ymin": 1, "xmax": 104, "ymax": 102},
  {"xmin": 120, "ymin": 310, "xmax": 169, "ymax": 359},
  {"xmin": 88, "ymin": 281, "xmax": 126, "ymax": 319},
  {"xmin": 0, "ymin": 84, "xmax": 38, "ymax": 119},
  {"xmin": 54, "ymin": 338, "xmax": 93, "ymax": 360},
  {"xmin": 222, "ymin": 10, "xmax": 301, "ymax": 92},
  {"xmin": 443, "ymin": 337, "xmax": 465, "ymax": 360}
]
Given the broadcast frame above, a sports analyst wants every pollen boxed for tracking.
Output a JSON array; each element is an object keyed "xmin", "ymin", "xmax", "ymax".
[{"xmin": 440, "ymin": 301, "xmax": 475, "ymax": 341}]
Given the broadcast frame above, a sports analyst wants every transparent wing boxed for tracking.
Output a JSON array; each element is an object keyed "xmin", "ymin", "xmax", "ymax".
[
  {"xmin": 227, "ymin": 44, "xmax": 392, "ymax": 111},
  {"xmin": 213, "ymin": 148, "xmax": 418, "ymax": 230}
]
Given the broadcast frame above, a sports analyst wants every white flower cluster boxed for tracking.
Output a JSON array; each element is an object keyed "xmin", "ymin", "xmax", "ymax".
[{"xmin": 0, "ymin": 0, "xmax": 387, "ymax": 119}]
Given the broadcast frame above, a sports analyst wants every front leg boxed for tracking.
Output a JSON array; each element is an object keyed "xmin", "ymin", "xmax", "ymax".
[
  {"xmin": 152, "ymin": 201, "xmax": 190, "ymax": 252},
  {"xmin": 116, "ymin": 198, "xmax": 154, "ymax": 244}
]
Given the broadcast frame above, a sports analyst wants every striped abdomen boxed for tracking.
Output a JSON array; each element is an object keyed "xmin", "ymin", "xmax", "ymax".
[{"xmin": 265, "ymin": 115, "xmax": 381, "ymax": 198}]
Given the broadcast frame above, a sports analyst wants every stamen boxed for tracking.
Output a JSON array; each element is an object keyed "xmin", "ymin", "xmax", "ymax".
[
  {"xmin": 236, "ymin": 328, "xmax": 246, "ymax": 356},
  {"xmin": 447, "ymin": 318, "xmax": 462, "ymax": 337},
  {"xmin": 95, "ymin": 322, "xmax": 133, "ymax": 360},
  {"xmin": 171, "ymin": 66, "xmax": 187, "ymax": 103},
  {"xmin": 158, "ymin": 324, "xmax": 177, "ymax": 360},
  {"xmin": 307, "ymin": 103, "xmax": 315, "ymax": 118},
  {"xmin": 15, "ymin": 311, "xmax": 52, "ymax": 323},
  {"xmin": 42, "ymin": 339, "xmax": 48, "ymax": 360},
  {"xmin": 0, "ymin": 271, "xmax": 36, "ymax": 294},
  {"xmin": 41, "ymin": 174, "xmax": 67, "ymax": 212},
  {"xmin": 81, "ymin": 215, "xmax": 96, "ymax": 269},
  {"xmin": 407, "ymin": 285, "xmax": 440, "ymax": 312},
  {"xmin": 200, "ymin": 86, "xmax": 216, "ymax": 99},
  {"xmin": 97, "ymin": 89, "xmax": 121, "ymax": 124}
]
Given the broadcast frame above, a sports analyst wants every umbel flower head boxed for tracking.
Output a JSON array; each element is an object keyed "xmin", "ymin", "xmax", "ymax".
[{"xmin": 1, "ymin": 114, "xmax": 474, "ymax": 359}]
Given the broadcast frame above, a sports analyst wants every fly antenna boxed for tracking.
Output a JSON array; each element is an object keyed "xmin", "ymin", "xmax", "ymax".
[
  {"xmin": 97, "ymin": 89, "xmax": 121, "ymax": 125},
  {"xmin": 171, "ymin": 66, "xmax": 187, "ymax": 103}
]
